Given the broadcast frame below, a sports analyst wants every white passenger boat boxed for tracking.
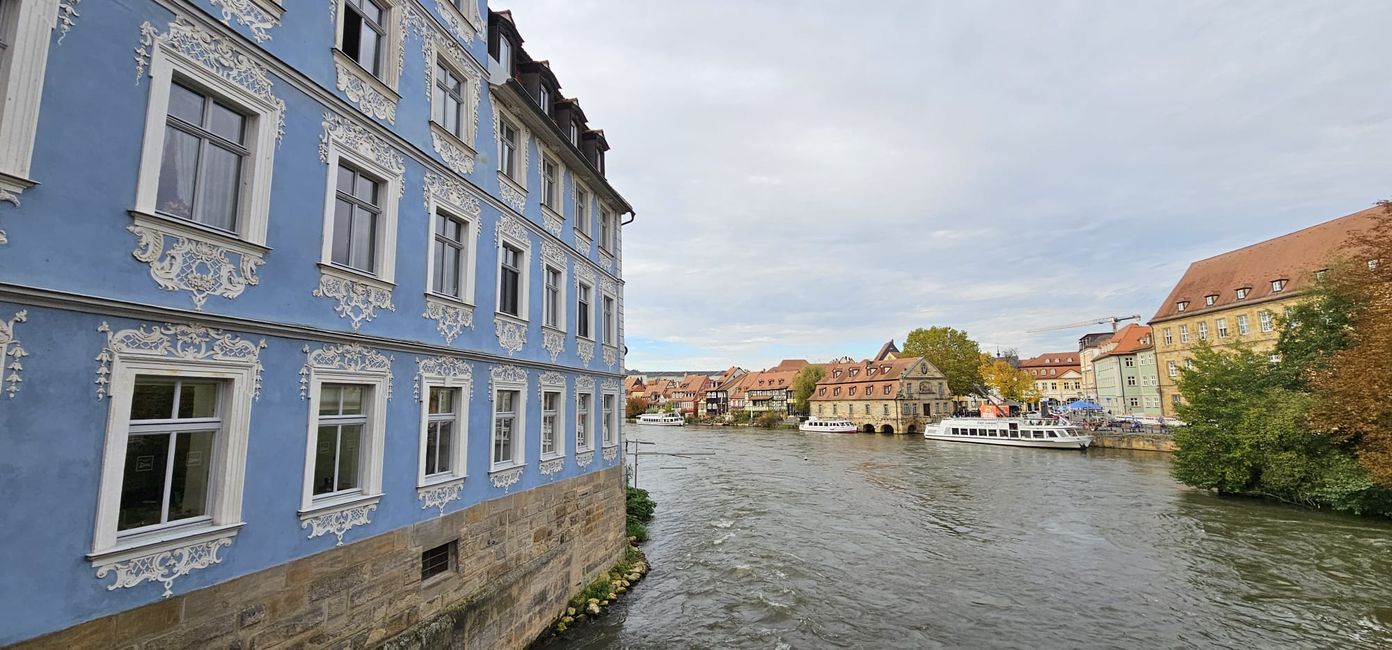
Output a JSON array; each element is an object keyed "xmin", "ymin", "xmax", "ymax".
[
  {"xmin": 799, "ymin": 417, "xmax": 858, "ymax": 434},
  {"xmin": 924, "ymin": 417, "xmax": 1092, "ymax": 449},
  {"xmin": 636, "ymin": 412, "xmax": 686, "ymax": 426}
]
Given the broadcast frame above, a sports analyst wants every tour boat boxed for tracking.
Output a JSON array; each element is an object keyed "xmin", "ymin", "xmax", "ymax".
[
  {"xmin": 799, "ymin": 417, "xmax": 859, "ymax": 434},
  {"xmin": 636, "ymin": 412, "xmax": 686, "ymax": 426},
  {"xmin": 924, "ymin": 417, "xmax": 1092, "ymax": 449}
]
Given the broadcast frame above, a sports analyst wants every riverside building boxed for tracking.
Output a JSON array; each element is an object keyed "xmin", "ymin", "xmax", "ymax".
[
  {"xmin": 0, "ymin": 2, "xmax": 632, "ymax": 647},
  {"xmin": 809, "ymin": 342, "xmax": 952, "ymax": 433},
  {"xmin": 1091, "ymin": 324, "xmax": 1161, "ymax": 417},
  {"xmin": 1150, "ymin": 206, "xmax": 1382, "ymax": 416}
]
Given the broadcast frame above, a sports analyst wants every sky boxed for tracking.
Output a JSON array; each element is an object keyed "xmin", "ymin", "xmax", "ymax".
[{"xmin": 501, "ymin": 0, "xmax": 1392, "ymax": 371}]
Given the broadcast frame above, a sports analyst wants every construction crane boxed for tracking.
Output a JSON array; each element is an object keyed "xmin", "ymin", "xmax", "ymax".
[{"xmin": 1025, "ymin": 314, "xmax": 1141, "ymax": 334}]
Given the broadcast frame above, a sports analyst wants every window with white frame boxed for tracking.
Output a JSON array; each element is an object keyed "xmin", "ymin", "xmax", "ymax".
[
  {"xmin": 1259, "ymin": 310, "xmax": 1274, "ymax": 333},
  {"xmin": 1163, "ymin": 328, "xmax": 1172, "ymax": 346},
  {"xmin": 576, "ymin": 281, "xmax": 593, "ymax": 339},
  {"xmin": 542, "ymin": 387, "xmax": 566, "ymax": 458},
  {"xmin": 543, "ymin": 264, "xmax": 563, "ymax": 329},
  {"xmin": 1197, "ymin": 322, "xmax": 1208, "ymax": 340},
  {"xmin": 498, "ymin": 117, "xmax": 519, "ymax": 180},
  {"xmin": 1271, "ymin": 279, "xmax": 1287, "ymax": 293},
  {"xmin": 1235, "ymin": 287, "xmax": 1249, "ymax": 300},
  {"xmin": 497, "ymin": 241, "xmax": 527, "ymax": 318},
  {"xmin": 332, "ymin": 165, "xmax": 383, "ymax": 273},
  {"xmin": 492, "ymin": 389, "xmax": 524, "ymax": 468},
  {"xmin": 1205, "ymin": 294, "xmax": 1217, "ymax": 306},
  {"xmin": 340, "ymin": 0, "xmax": 388, "ymax": 79},
  {"xmin": 1216, "ymin": 318, "xmax": 1228, "ymax": 338},
  {"xmin": 430, "ymin": 209, "xmax": 471, "ymax": 300},
  {"xmin": 1176, "ymin": 301, "xmax": 1188, "ymax": 312},
  {"xmin": 1178, "ymin": 324, "xmax": 1189, "ymax": 343},
  {"xmin": 602, "ymin": 393, "xmax": 617, "ymax": 446},
  {"xmin": 599, "ymin": 208, "xmax": 615, "ymax": 252},
  {"xmin": 602, "ymin": 294, "xmax": 616, "ymax": 346},
  {"xmin": 497, "ymin": 32, "xmax": 512, "ymax": 73},
  {"xmin": 537, "ymin": 84, "xmax": 550, "ymax": 114},
  {"xmin": 432, "ymin": 59, "xmax": 467, "ymax": 141},
  {"xmin": 1237, "ymin": 314, "xmax": 1250, "ymax": 336},
  {"xmin": 542, "ymin": 157, "xmax": 559, "ymax": 211},
  {"xmin": 575, "ymin": 185, "xmax": 591, "ymax": 236},
  {"xmin": 91, "ymin": 351, "xmax": 259, "ymax": 562},
  {"xmin": 313, "ymin": 384, "xmax": 370, "ymax": 497},
  {"xmin": 576, "ymin": 390, "xmax": 592, "ymax": 451},
  {"xmin": 1124, "ymin": 357, "xmax": 1134, "ymax": 367},
  {"xmin": 0, "ymin": 0, "xmax": 58, "ymax": 198},
  {"xmin": 422, "ymin": 387, "xmax": 459, "ymax": 479}
]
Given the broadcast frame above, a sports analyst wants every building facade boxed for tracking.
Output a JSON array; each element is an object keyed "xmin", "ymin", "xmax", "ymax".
[
  {"xmin": 0, "ymin": 2, "xmax": 632, "ymax": 647},
  {"xmin": 1091, "ymin": 324, "xmax": 1161, "ymax": 416},
  {"xmin": 1019, "ymin": 352, "xmax": 1084, "ymax": 407},
  {"xmin": 1077, "ymin": 332, "xmax": 1112, "ymax": 401},
  {"xmin": 1150, "ymin": 206, "xmax": 1382, "ymax": 416},
  {"xmin": 745, "ymin": 359, "xmax": 807, "ymax": 417},
  {"xmin": 809, "ymin": 343, "xmax": 952, "ymax": 433}
]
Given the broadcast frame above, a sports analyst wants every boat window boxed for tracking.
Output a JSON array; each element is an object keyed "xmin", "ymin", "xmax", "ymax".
[
  {"xmin": 1009, "ymin": 431, "xmax": 1018, "ymax": 438},
  {"xmin": 1047, "ymin": 431, "xmax": 1058, "ymax": 438}
]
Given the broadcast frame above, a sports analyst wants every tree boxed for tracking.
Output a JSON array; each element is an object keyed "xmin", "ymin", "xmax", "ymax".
[
  {"xmin": 625, "ymin": 396, "xmax": 649, "ymax": 419},
  {"xmin": 790, "ymin": 365, "xmax": 826, "ymax": 415},
  {"xmin": 979, "ymin": 357, "xmax": 1038, "ymax": 403},
  {"xmin": 902, "ymin": 327, "xmax": 983, "ymax": 396}
]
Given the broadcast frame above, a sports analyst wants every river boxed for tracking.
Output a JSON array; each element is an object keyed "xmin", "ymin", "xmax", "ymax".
[{"xmin": 542, "ymin": 424, "xmax": 1392, "ymax": 649}]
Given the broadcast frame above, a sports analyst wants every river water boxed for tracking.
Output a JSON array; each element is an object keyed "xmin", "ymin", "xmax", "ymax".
[{"xmin": 543, "ymin": 424, "xmax": 1392, "ymax": 649}]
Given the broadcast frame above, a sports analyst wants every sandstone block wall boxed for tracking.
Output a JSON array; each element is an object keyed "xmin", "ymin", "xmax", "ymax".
[{"xmin": 17, "ymin": 466, "xmax": 627, "ymax": 650}]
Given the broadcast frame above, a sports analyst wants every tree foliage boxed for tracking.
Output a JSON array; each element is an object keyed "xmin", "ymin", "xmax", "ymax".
[
  {"xmin": 790, "ymin": 365, "xmax": 826, "ymax": 415},
  {"xmin": 979, "ymin": 357, "xmax": 1039, "ymax": 403},
  {"xmin": 625, "ymin": 396, "xmax": 649, "ymax": 419},
  {"xmin": 903, "ymin": 327, "xmax": 983, "ymax": 396}
]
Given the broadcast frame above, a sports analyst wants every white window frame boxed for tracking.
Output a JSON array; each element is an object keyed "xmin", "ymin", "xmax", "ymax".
[
  {"xmin": 1235, "ymin": 287, "xmax": 1249, "ymax": 300},
  {"xmin": 1178, "ymin": 324, "xmax": 1189, "ymax": 344},
  {"xmin": 428, "ymin": 52, "xmax": 479, "ymax": 155},
  {"xmin": 1237, "ymin": 314, "xmax": 1250, "ymax": 336},
  {"xmin": 576, "ymin": 279, "xmax": 595, "ymax": 340},
  {"xmin": 575, "ymin": 379, "xmax": 595, "ymax": 453},
  {"xmin": 0, "ymin": 0, "xmax": 56, "ymax": 199},
  {"xmin": 423, "ymin": 201, "xmax": 477, "ymax": 306},
  {"xmin": 574, "ymin": 183, "xmax": 591, "ymax": 237},
  {"xmin": 490, "ymin": 376, "xmax": 527, "ymax": 472},
  {"xmin": 602, "ymin": 389, "xmax": 620, "ymax": 448},
  {"xmin": 495, "ymin": 225, "xmax": 531, "ymax": 322},
  {"xmin": 598, "ymin": 206, "xmax": 616, "ymax": 253},
  {"xmin": 417, "ymin": 376, "xmax": 470, "ymax": 489},
  {"xmin": 318, "ymin": 146, "xmax": 401, "ymax": 284},
  {"xmin": 333, "ymin": 0, "xmax": 404, "ymax": 90},
  {"xmin": 1216, "ymin": 318, "xmax": 1228, "ymax": 338},
  {"xmin": 90, "ymin": 356, "xmax": 256, "ymax": 564},
  {"xmin": 542, "ymin": 260, "xmax": 567, "ymax": 332},
  {"xmin": 1162, "ymin": 328, "xmax": 1173, "ymax": 346},
  {"xmin": 1197, "ymin": 322, "xmax": 1208, "ymax": 341},
  {"xmin": 132, "ymin": 32, "xmax": 281, "ymax": 248},
  {"xmin": 540, "ymin": 153, "xmax": 562, "ymax": 213},
  {"xmin": 601, "ymin": 291, "xmax": 617, "ymax": 346},
  {"xmin": 1271, "ymin": 279, "xmax": 1286, "ymax": 293},
  {"xmin": 493, "ymin": 102, "xmax": 529, "ymax": 198},
  {"xmin": 540, "ymin": 375, "xmax": 566, "ymax": 460},
  {"xmin": 300, "ymin": 369, "xmax": 389, "ymax": 515},
  {"xmin": 1259, "ymin": 310, "xmax": 1274, "ymax": 333}
]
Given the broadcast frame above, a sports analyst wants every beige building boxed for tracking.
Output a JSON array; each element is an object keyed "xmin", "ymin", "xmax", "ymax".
[
  {"xmin": 1019, "ymin": 352, "xmax": 1084, "ymax": 407},
  {"xmin": 809, "ymin": 342, "xmax": 952, "ymax": 433},
  {"xmin": 1077, "ymin": 332, "xmax": 1113, "ymax": 401},
  {"xmin": 1150, "ymin": 206, "xmax": 1383, "ymax": 416}
]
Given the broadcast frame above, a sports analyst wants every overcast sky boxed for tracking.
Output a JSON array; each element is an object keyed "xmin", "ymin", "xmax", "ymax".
[{"xmin": 503, "ymin": 0, "xmax": 1392, "ymax": 371}]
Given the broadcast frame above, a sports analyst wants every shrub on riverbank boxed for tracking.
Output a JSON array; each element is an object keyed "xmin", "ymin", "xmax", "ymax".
[{"xmin": 626, "ymin": 486, "xmax": 655, "ymax": 542}]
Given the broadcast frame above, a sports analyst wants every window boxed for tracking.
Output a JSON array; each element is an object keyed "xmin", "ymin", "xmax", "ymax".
[
  {"xmin": 497, "ymin": 33, "xmax": 512, "ymax": 73},
  {"xmin": 1128, "ymin": 397, "xmax": 1140, "ymax": 408},
  {"xmin": 599, "ymin": 209, "xmax": 616, "ymax": 252},
  {"xmin": 117, "ymin": 377, "xmax": 222, "ymax": 534},
  {"xmin": 154, "ymin": 83, "xmax": 249, "ymax": 232},
  {"xmin": 314, "ymin": 384, "xmax": 369, "ymax": 497},
  {"xmin": 1314, "ymin": 269, "xmax": 1328, "ymax": 280},
  {"xmin": 1216, "ymin": 318, "xmax": 1228, "ymax": 338},
  {"xmin": 544, "ymin": 265, "xmax": 563, "ymax": 329},
  {"xmin": 603, "ymin": 394, "xmax": 618, "ymax": 446},
  {"xmin": 1163, "ymin": 328, "xmax": 1172, "ymax": 346},
  {"xmin": 498, "ymin": 118, "xmax": 519, "ymax": 180},
  {"xmin": 1185, "ymin": 359, "xmax": 1195, "ymax": 370},
  {"xmin": 1237, "ymin": 314, "xmax": 1250, "ymax": 336},
  {"xmin": 537, "ymin": 84, "xmax": 550, "ymax": 114},
  {"xmin": 432, "ymin": 60, "xmax": 466, "ymax": 140},
  {"xmin": 1176, "ymin": 301, "xmax": 1188, "ymax": 312},
  {"xmin": 1271, "ymin": 279, "xmax": 1286, "ymax": 293},
  {"xmin": 1259, "ymin": 310, "xmax": 1274, "ymax": 333},
  {"xmin": 422, "ymin": 387, "xmax": 458, "ymax": 478},
  {"xmin": 1369, "ymin": 259, "xmax": 1381, "ymax": 271},
  {"xmin": 577, "ymin": 281, "xmax": 593, "ymax": 339},
  {"xmin": 849, "ymin": 386, "xmax": 857, "ymax": 396},
  {"xmin": 492, "ymin": 389, "xmax": 522, "ymax": 467},
  {"xmin": 1179, "ymin": 325, "xmax": 1190, "ymax": 343},
  {"xmin": 1269, "ymin": 353, "xmax": 1282, "ymax": 364},
  {"xmin": 1235, "ymin": 287, "xmax": 1249, "ymax": 300},
  {"xmin": 1124, "ymin": 357, "xmax": 1134, "ymax": 367},
  {"xmin": 542, "ymin": 390, "xmax": 560, "ymax": 456},
  {"xmin": 1126, "ymin": 376, "xmax": 1137, "ymax": 386},
  {"xmin": 883, "ymin": 404, "xmax": 890, "ymax": 416},
  {"xmin": 542, "ymin": 157, "xmax": 559, "ymax": 210},
  {"xmin": 575, "ymin": 186, "xmax": 591, "ymax": 236},
  {"xmin": 0, "ymin": 0, "xmax": 60, "ymax": 200},
  {"xmin": 342, "ymin": 0, "xmax": 387, "ymax": 77},
  {"xmin": 1205, "ymin": 294, "xmax": 1217, "ymax": 306},
  {"xmin": 568, "ymin": 120, "xmax": 579, "ymax": 146},
  {"xmin": 498, "ymin": 243, "xmax": 523, "ymax": 317},
  {"xmin": 1197, "ymin": 322, "xmax": 1208, "ymax": 340},
  {"xmin": 331, "ymin": 165, "xmax": 382, "ymax": 273},
  {"xmin": 576, "ymin": 392, "xmax": 591, "ymax": 450},
  {"xmin": 1172, "ymin": 394, "xmax": 1182, "ymax": 405},
  {"xmin": 421, "ymin": 541, "xmax": 454, "ymax": 581},
  {"xmin": 431, "ymin": 211, "xmax": 469, "ymax": 299},
  {"xmin": 602, "ymin": 294, "xmax": 616, "ymax": 346}
]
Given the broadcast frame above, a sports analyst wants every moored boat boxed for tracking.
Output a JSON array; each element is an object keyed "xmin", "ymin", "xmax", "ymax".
[
  {"xmin": 636, "ymin": 412, "xmax": 686, "ymax": 426},
  {"xmin": 924, "ymin": 417, "xmax": 1092, "ymax": 449},
  {"xmin": 799, "ymin": 417, "xmax": 858, "ymax": 434}
]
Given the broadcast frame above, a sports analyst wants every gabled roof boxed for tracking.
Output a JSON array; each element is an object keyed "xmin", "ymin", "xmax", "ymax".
[
  {"xmin": 1019, "ymin": 352, "xmax": 1080, "ymax": 368},
  {"xmin": 675, "ymin": 374, "xmax": 709, "ymax": 393},
  {"xmin": 809, "ymin": 356, "xmax": 947, "ymax": 401},
  {"xmin": 1150, "ymin": 205, "xmax": 1382, "ymax": 323},
  {"xmin": 768, "ymin": 359, "xmax": 810, "ymax": 372},
  {"xmin": 1094, "ymin": 324, "xmax": 1154, "ymax": 361},
  {"xmin": 874, "ymin": 340, "xmax": 900, "ymax": 361}
]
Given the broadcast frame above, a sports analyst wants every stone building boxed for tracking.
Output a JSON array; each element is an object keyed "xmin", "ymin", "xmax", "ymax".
[
  {"xmin": 809, "ymin": 342, "xmax": 952, "ymax": 433},
  {"xmin": 0, "ymin": 2, "xmax": 633, "ymax": 647},
  {"xmin": 745, "ymin": 359, "xmax": 809, "ymax": 417},
  {"xmin": 1092, "ymin": 324, "xmax": 1162, "ymax": 416},
  {"xmin": 1019, "ymin": 352, "xmax": 1085, "ymax": 407},
  {"xmin": 1150, "ymin": 206, "xmax": 1383, "ymax": 416}
]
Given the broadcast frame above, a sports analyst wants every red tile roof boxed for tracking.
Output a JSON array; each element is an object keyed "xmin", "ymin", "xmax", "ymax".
[
  {"xmin": 809, "ymin": 356, "xmax": 944, "ymax": 401},
  {"xmin": 1019, "ymin": 352, "xmax": 1080, "ymax": 368},
  {"xmin": 1150, "ymin": 205, "xmax": 1382, "ymax": 323},
  {"xmin": 1094, "ymin": 324, "xmax": 1154, "ymax": 360}
]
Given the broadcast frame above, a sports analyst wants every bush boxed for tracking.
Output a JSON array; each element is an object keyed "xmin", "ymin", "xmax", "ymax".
[
  {"xmin": 754, "ymin": 411, "xmax": 783, "ymax": 428},
  {"xmin": 626, "ymin": 486, "xmax": 655, "ymax": 543}
]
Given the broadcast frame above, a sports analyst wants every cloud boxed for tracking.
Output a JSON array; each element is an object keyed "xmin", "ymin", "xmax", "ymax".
[{"xmin": 504, "ymin": 0, "xmax": 1392, "ymax": 369}]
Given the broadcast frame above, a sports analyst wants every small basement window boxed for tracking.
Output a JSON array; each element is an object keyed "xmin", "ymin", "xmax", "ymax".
[{"xmin": 421, "ymin": 541, "xmax": 455, "ymax": 582}]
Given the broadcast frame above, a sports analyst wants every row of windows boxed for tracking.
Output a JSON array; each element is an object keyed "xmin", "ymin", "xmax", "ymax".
[
  {"xmin": 815, "ymin": 402, "xmax": 949, "ymax": 416},
  {"xmin": 1161, "ymin": 311, "xmax": 1276, "ymax": 346},
  {"xmin": 948, "ymin": 428, "xmax": 1062, "ymax": 439},
  {"xmin": 100, "ymin": 365, "xmax": 618, "ymax": 555},
  {"xmin": 1176, "ymin": 279, "xmax": 1290, "ymax": 312}
]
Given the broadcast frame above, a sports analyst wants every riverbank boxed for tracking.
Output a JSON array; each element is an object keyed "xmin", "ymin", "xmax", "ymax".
[{"xmin": 1087, "ymin": 430, "xmax": 1177, "ymax": 452}]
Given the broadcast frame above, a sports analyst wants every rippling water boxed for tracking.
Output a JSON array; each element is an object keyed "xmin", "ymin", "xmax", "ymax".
[{"xmin": 542, "ymin": 424, "xmax": 1392, "ymax": 649}]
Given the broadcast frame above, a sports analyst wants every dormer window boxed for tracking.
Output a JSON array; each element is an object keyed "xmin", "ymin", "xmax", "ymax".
[
  {"xmin": 832, "ymin": 370, "xmax": 841, "ymax": 378},
  {"xmin": 1176, "ymin": 301, "xmax": 1188, "ymax": 312},
  {"xmin": 537, "ymin": 85, "xmax": 550, "ymax": 114},
  {"xmin": 1370, "ymin": 259, "xmax": 1381, "ymax": 271},
  {"xmin": 497, "ymin": 33, "xmax": 512, "ymax": 74},
  {"xmin": 568, "ymin": 121, "xmax": 578, "ymax": 146},
  {"xmin": 1205, "ymin": 294, "xmax": 1218, "ymax": 306},
  {"xmin": 867, "ymin": 367, "xmax": 876, "ymax": 376},
  {"xmin": 1271, "ymin": 279, "xmax": 1287, "ymax": 292},
  {"xmin": 1313, "ymin": 270, "xmax": 1327, "ymax": 281},
  {"xmin": 1235, "ymin": 287, "xmax": 1249, "ymax": 300}
]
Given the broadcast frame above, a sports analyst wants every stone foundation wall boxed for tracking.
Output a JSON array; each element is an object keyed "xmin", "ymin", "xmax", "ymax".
[
  {"xmin": 17, "ymin": 466, "xmax": 627, "ymax": 650},
  {"xmin": 1090, "ymin": 432, "xmax": 1178, "ymax": 452}
]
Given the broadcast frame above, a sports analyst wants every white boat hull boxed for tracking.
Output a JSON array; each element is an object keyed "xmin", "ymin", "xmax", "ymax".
[
  {"xmin": 922, "ymin": 432, "xmax": 1092, "ymax": 449},
  {"xmin": 636, "ymin": 416, "xmax": 685, "ymax": 426},
  {"xmin": 799, "ymin": 424, "xmax": 858, "ymax": 433}
]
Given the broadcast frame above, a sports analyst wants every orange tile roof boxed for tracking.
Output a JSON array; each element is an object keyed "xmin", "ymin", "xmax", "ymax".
[
  {"xmin": 1094, "ymin": 324, "xmax": 1154, "ymax": 360},
  {"xmin": 1151, "ymin": 205, "xmax": 1382, "ymax": 323},
  {"xmin": 809, "ymin": 356, "xmax": 943, "ymax": 401},
  {"xmin": 1019, "ymin": 352, "xmax": 1080, "ymax": 368},
  {"xmin": 768, "ymin": 359, "xmax": 810, "ymax": 372}
]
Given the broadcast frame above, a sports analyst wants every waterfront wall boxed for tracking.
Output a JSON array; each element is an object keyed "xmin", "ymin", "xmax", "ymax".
[
  {"xmin": 15, "ymin": 466, "xmax": 626, "ymax": 650},
  {"xmin": 1090, "ymin": 432, "xmax": 1177, "ymax": 452}
]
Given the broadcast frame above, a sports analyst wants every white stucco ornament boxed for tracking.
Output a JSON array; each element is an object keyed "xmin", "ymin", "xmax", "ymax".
[
  {"xmin": 424, "ymin": 298, "xmax": 473, "ymax": 344},
  {"xmin": 128, "ymin": 224, "xmax": 263, "ymax": 310},
  {"xmin": 542, "ymin": 329, "xmax": 565, "ymax": 362},
  {"xmin": 208, "ymin": 0, "xmax": 280, "ymax": 42},
  {"xmin": 314, "ymin": 272, "xmax": 396, "ymax": 331},
  {"xmin": 299, "ymin": 342, "xmax": 393, "ymax": 400},
  {"xmin": 576, "ymin": 339, "xmax": 595, "ymax": 367},
  {"xmin": 418, "ymin": 482, "xmax": 463, "ymax": 516},
  {"xmin": 95, "ymin": 537, "xmax": 232, "ymax": 598},
  {"xmin": 539, "ymin": 457, "xmax": 565, "ymax": 476},
  {"xmin": 603, "ymin": 446, "xmax": 619, "ymax": 462},
  {"xmin": 301, "ymin": 503, "xmax": 377, "ymax": 546},
  {"xmin": 576, "ymin": 451, "xmax": 594, "ymax": 468},
  {"xmin": 494, "ymin": 316, "xmax": 526, "ymax": 356},
  {"xmin": 0, "ymin": 310, "xmax": 28, "ymax": 398},
  {"xmin": 489, "ymin": 466, "xmax": 523, "ymax": 491},
  {"xmin": 95, "ymin": 322, "xmax": 265, "ymax": 400},
  {"xmin": 335, "ymin": 60, "xmax": 397, "ymax": 123},
  {"xmin": 412, "ymin": 355, "xmax": 472, "ymax": 401}
]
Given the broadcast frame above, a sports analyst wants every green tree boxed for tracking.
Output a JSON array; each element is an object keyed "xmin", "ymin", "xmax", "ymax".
[
  {"xmin": 902, "ymin": 327, "xmax": 983, "ymax": 396},
  {"xmin": 790, "ymin": 365, "xmax": 826, "ymax": 415},
  {"xmin": 625, "ymin": 396, "xmax": 649, "ymax": 419},
  {"xmin": 979, "ymin": 357, "xmax": 1038, "ymax": 403}
]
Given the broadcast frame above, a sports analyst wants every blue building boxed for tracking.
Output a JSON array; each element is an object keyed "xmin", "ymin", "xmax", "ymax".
[{"xmin": 0, "ymin": 1, "xmax": 632, "ymax": 646}]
